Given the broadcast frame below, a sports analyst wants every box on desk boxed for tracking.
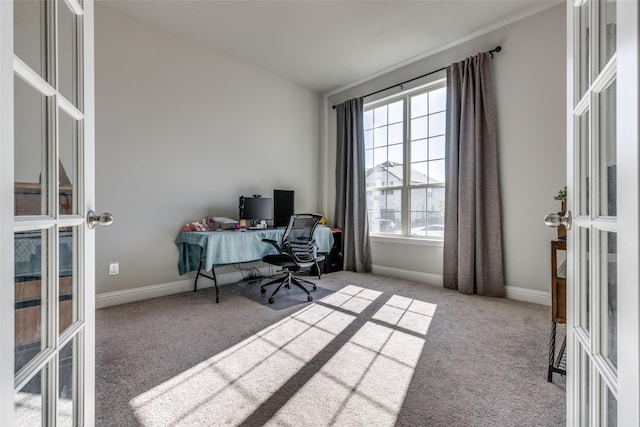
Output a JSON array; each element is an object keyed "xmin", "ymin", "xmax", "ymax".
[{"xmin": 208, "ymin": 217, "xmax": 239, "ymax": 231}]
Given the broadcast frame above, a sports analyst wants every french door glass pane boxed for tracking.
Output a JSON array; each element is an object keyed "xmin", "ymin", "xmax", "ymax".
[
  {"xmin": 15, "ymin": 230, "xmax": 48, "ymax": 374},
  {"xmin": 578, "ymin": 112, "xmax": 590, "ymax": 216},
  {"xmin": 58, "ymin": 109, "xmax": 78, "ymax": 215},
  {"xmin": 14, "ymin": 0, "xmax": 47, "ymax": 80},
  {"xmin": 579, "ymin": 227, "xmax": 590, "ymax": 332},
  {"xmin": 599, "ymin": 80, "xmax": 616, "ymax": 217},
  {"xmin": 599, "ymin": 0, "xmax": 616, "ymax": 70},
  {"xmin": 580, "ymin": 347, "xmax": 591, "ymax": 427},
  {"xmin": 600, "ymin": 230, "xmax": 617, "ymax": 368},
  {"xmin": 606, "ymin": 386, "xmax": 617, "ymax": 426},
  {"xmin": 577, "ymin": 1, "xmax": 590, "ymax": 101},
  {"xmin": 59, "ymin": 339, "xmax": 75, "ymax": 426},
  {"xmin": 59, "ymin": 226, "xmax": 76, "ymax": 334},
  {"xmin": 14, "ymin": 75, "xmax": 49, "ymax": 216},
  {"xmin": 58, "ymin": 1, "xmax": 80, "ymax": 109},
  {"xmin": 15, "ymin": 369, "xmax": 45, "ymax": 426}
]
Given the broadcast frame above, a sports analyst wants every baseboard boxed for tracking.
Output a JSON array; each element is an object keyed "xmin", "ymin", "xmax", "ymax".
[
  {"xmin": 505, "ymin": 286, "xmax": 551, "ymax": 306},
  {"xmin": 95, "ymin": 268, "xmax": 265, "ymax": 309},
  {"xmin": 371, "ymin": 265, "xmax": 551, "ymax": 306},
  {"xmin": 97, "ymin": 266, "xmax": 552, "ymax": 309},
  {"xmin": 371, "ymin": 265, "xmax": 443, "ymax": 287}
]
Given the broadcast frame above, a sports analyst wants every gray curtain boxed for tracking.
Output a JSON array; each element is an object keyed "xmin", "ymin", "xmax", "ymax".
[
  {"xmin": 335, "ymin": 97, "xmax": 372, "ymax": 272},
  {"xmin": 443, "ymin": 52, "xmax": 505, "ymax": 297}
]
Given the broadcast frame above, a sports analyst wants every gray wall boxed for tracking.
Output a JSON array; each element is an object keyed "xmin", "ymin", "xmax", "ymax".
[
  {"xmin": 325, "ymin": 4, "xmax": 566, "ymax": 295},
  {"xmin": 94, "ymin": 4, "xmax": 321, "ymax": 295}
]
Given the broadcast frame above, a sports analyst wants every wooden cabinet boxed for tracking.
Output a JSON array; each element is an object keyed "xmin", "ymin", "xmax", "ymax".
[{"xmin": 551, "ymin": 239, "xmax": 566, "ymax": 323}]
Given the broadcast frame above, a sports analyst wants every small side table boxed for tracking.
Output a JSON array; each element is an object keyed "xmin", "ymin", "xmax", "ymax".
[{"xmin": 548, "ymin": 239, "xmax": 567, "ymax": 382}]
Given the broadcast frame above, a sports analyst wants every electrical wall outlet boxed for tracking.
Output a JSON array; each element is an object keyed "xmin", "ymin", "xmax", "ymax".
[{"xmin": 109, "ymin": 262, "xmax": 119, "ymax": 275}]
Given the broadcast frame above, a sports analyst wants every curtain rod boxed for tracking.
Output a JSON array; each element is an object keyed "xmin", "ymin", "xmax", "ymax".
[{"xmin": 332, "ymin": 45, "xmax": 502, "ymax": 109}]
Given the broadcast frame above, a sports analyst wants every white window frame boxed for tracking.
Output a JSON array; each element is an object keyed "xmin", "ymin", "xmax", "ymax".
[{"xmin": 364, "ymin": 79, "xmax": 446, "ymax": 243}]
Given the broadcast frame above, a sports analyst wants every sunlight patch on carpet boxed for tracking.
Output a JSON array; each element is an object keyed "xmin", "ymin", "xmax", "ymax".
[{"xmin": 129, "ymin": 285, "xmax": 435, "ymax": 426}]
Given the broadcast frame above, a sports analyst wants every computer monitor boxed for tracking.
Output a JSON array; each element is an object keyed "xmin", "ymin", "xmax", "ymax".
[
  {"xmin": 273, "ymin": 190, "xmax": 294, "ymax": 228},
  {"xmin": 239, "ymin": 196, "xmax": 273, "ymax": 226}
]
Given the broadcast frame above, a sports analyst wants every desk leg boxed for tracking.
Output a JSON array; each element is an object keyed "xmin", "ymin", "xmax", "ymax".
[{"xmin": 194, "ymin": 247, "xmax": 219, "ymax": 303}]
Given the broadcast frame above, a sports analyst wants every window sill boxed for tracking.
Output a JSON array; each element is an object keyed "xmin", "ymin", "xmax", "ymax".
[{"xmin": 370, "ymin": 235, "xmax": 444, "ymax": 247}]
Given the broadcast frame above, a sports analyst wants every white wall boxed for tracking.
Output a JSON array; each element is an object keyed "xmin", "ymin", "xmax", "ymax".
[
  {"xmin": 94, "ymin": 4, "xmax": 321, "ymax": 295},
  {"xmin": 325, "ymin": 4, "xmax": 566, "ymax": 298}
]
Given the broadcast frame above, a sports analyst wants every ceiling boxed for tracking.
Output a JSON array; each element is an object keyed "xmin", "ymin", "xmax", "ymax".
[{"xmin": 100, "ymin": 0, "xmax": 561, "ymax": 94}]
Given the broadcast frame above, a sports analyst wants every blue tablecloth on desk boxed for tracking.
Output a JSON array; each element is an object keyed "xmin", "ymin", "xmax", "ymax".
[{"xmin": 175, "ymin": 226, "xmax": 334, "ymax": 275}]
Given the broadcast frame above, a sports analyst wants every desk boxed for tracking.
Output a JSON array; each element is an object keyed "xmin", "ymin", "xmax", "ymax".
[{"xmin": 175, "ymin": 227, "xmax": 334, "ymax": 302}]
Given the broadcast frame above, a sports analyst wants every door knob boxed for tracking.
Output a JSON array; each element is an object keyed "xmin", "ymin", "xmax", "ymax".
[
  {"xmin": 544, "ymin": 211, "xmax": 572, "ymax": 230},
  {"xmin": 87, "ymin": 210, "xmax": 114, "ymax": 229}
]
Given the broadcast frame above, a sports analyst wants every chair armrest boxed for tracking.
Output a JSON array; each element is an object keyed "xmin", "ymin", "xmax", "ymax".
[{"xmin": 262, "ymin": 238, "xmax": 282, "ymax": 252}]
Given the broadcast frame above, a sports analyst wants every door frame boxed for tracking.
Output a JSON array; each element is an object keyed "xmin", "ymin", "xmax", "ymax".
[
  {"xmin": 565, "ymin": 0, "xmax": 640, "ymax": 425},
  {"xmin": 0, "ymin": 0, "xmax": 96, "ymax": 424},
  {"xmin": 0, "ymin": 0, "xmax": 16, "ymax": 419}
]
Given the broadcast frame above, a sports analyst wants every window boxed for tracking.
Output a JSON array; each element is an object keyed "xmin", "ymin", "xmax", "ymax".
[{"xmin": 364, "ymin": 80, "xmax": 446, "ymax": 239}]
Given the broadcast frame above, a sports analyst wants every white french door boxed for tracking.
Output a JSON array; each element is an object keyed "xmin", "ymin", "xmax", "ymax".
[
  {"xmin": 0, "ymin": 0, "xmax": 96, "ymax": 425},
  {"xmin": 567, "ymin": 0, "xmax": 639, "ymax": 425}
]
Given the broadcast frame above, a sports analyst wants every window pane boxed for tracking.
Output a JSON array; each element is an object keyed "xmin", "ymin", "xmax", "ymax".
[
  {"xmin": 599, "ymin": 0, "xmax": 616, "ymax": 70},
  {"xmin": 15, "ymin": 76, "xmax": 49, "ymax": 216},
  {"xmin": 373, "ymin": 105, "xmax": 387, "ymax": 127},
  {"xmin": 59, "ymin": 339, "xmax": 75, "ymax": 427},
  {"xmin": 580, "ymin": 348, "xmax": 591, "ymax": 426},
  {"xmin": 15, "ymin": 230, "xmax": 48, "ymax": 374},
  {"xmin": 364, "ymin": 129, "xmax": 373, "ymax": 149},
  {"xmin": 365, "ymin": 149, "xmax": 373, "ymax": 170},
  {"xmin": 599, "ymin": 80, "xmax": 616, "ymax": 217},
  {"xmin": 386, "ymin": 163, "xmax": 403, "ymax": 186},
  {"xmin": 388, "ymin": 122, "xmax": 403, "ymax": 145},
  {"xmin": 411, "ymin": 93, "xmax": 427, "ymax": 118},
  {"xmin": 388, "ymin": 100, "xmax": 403, "ymax": 124},
  {"xmin": 60, "ymin": 227, "xmax": 76, "ymax": 335},
  {"xmin": 411, "ymin": 139, "xmax": 427, "ymax": 163},
  {"xmin": 429, "ymin": 136, "xmax": 445, "ymax": 160},
  {"xmin": 14, "ymin": 0, "xmax": 47, "ymax": 80},
  {"xmin": 411, "ymin": 117, "xmax": 427, "ymax": 140},
  {"xmin": 388, "ymin": 143, "xmax": 403, "ymax": 165},
  {"xmin": 579, "ymin": 227, "xmax": 590, "ymax": 332},
  {"xmin": 579, "ymin": 112, "xmax": 590, "ymax": 216},
  {"xmin": 410, "ymin": 162, "xmax": 428, "ymax": 185},
  {"xmin": 428, "ymin": 159, "xmax": 445, "ymax": 184},
  {"xmin": 58, "ymin": 2, "xmax": 81, "ymax": 109},
  {"xmin": 364, "ymin": 110, "xmax": 373, "ymax": 130},
  {"xmin": 601, "ymin": 230, "xmax": 617, "ymax": 368},
  {"xmin": 15, "ymin": 369, "xmax": 45, "ymax": 426},
  {"xmin": 429, "ymin": 111, "xmax": 446, "ymax": 137},
  {"xmin": 59, "ymin": 109, "xmax": 78, "ymax": 215},
  {"xmin": 577, "ymin": 1, "xmax": 590, "ymax": 100},
  {"xmin": 373, "ymin": 126, "xmax": 387, "ymax": 148},
  {"xmin": 429, "ymin": 87, "xmax": 446, "ymax": 112},
  {"xmin": 606, "ymin": 386, "xmax": 617, "ymax": 426}
]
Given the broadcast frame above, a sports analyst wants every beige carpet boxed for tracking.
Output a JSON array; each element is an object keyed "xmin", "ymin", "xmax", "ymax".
[{"xmin": 96, "ymin": 271, "xmax": 565, "ymax": 426}]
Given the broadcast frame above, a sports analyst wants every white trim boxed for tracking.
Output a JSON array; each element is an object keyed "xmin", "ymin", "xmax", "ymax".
[
  {"xmin": 0, "ymin": 0, "xmax": 14, "ymax": 419},
  {"xmin": 13, "ymin": 55, "xmax": 55, "ymax": 96},
  {"xmin": 371, "ymin": 265, "xmax": 443, "ymax": 287},
  {"xmin": 58, "ymin": 96, "xmax": 84, "ymax": 121},
  {"xmin": 370, "ymin": 235, "xmax": 443, "ymax": 247},
  {"xmin": 371, "ymin": 265, "xmax": 552, "ymax": 306},
  {"xmin": 95, "ymin": 268, "xmax": 271, "ymax": 309},
  {"xmin": 504, "ymin": 285, "xmax": 552, "ymax": 306},
  {"xmin": 64, "ymin": 0, "xmax": 84, "ymax": 16}
]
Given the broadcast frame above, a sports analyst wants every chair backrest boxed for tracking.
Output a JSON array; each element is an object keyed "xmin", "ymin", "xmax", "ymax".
[{"xmin": 282, "ymin": 214, "xmax": 322, "ymax": 264}]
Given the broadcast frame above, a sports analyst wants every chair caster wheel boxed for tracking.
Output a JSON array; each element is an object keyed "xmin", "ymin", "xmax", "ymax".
[
  {"xmin": 269, "ymin": 297, "xmax": 275, "ymax": 304},
  {"xmin": 307, "ymin": 295, "xmax": 313, "ymax": 302},
  {"xmin": 312, "ymin": 285, "xmax": 317, "ymax": 291},
  {"xmin": 261, "ymin": 288, "xmax": 266, "ymax": 294}
]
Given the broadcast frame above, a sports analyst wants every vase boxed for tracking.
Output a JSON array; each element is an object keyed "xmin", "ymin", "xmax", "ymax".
[{"xmin": 557, "ymin": 200, "xmax": 567, "ymax": 240}]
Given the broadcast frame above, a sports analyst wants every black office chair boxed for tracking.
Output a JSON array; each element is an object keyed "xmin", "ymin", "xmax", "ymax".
[{"xmin": 261, "ymin": 213, "xmax": 324, "ymax": 304}]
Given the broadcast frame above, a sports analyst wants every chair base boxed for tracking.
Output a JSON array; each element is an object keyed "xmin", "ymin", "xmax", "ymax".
[{"xmin": 261, "ymin": 271, "xmax": 316, "ymax": 304}]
